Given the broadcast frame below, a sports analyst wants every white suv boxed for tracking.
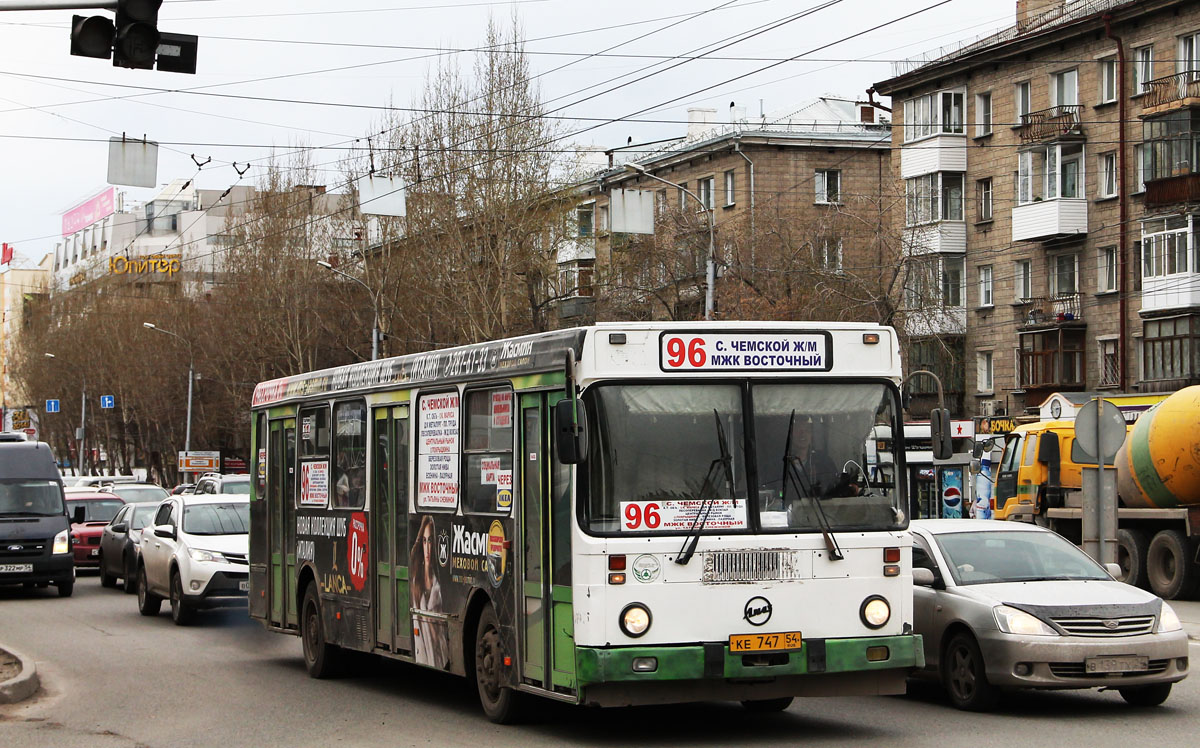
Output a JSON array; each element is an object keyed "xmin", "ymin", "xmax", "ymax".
[
  {"xmin": 137, "ymin": 493, "xmax": 250, "ymax": 625},
  {"xmin": 192, "ymin": 473, "xmax": 251, "ymax": 496}
]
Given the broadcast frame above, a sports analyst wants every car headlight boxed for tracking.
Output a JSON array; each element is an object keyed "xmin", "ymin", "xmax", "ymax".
[
  {"xmin": 994, "ymin": 605, "xmax": 1057, "ymax": 636},
  {"xmin": 188, "ymin": 548, "xmax": 228, "ymax": 564},
  {"xmin": 1157, "ymin": 603, "xmax": 1183, "ymax": 633},
  {"xmin": 620, "ymin": 603, "xmax": 652, "ymax": 637},
  {"xmin": 52, "ymin": 529, "xmax": 70, "ymax": 555},
  {"xmin": 860, "ymin": 596, "xmax": 891, "ymax": 629}
]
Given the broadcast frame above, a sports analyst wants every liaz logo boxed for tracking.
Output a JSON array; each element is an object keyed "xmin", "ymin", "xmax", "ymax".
[{"xmin": 743, "ymin": 596, "xmax": 772, "ymax": 626}]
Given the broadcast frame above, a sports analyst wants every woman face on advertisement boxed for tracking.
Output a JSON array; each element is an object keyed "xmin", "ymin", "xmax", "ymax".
[{"xmin": 422, "ymin": 522, "xmax": 435, "ymax": 580}]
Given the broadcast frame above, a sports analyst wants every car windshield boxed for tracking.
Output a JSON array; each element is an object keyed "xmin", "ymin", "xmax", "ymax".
[
  {"xmin": 582, "ymin": 381, "xmax": 904, "ymax": 534},
  {"xmin": 131, "ymin": 505, "xmax": 158, "ymax": 530},
  {"xmin": 933, "ymin": 530, "xmax": 1111, "ymax": 585},
  {"xmin": 0, "ymin": 480, "xmax": 64, "ymax": 516},
  {"xmin": 183, "ymin": 502, "xmax": 249, "ymax": 535},
  {"xmin": 69, "ymin": 498, "xmax": 123, "ymax": 522},
  {"xmin": 112, "ymin": 485, "xmax": 169, "ymax": 503}
]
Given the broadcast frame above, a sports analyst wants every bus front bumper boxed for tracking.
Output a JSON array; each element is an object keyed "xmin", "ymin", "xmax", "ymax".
[{"xmin": 575, "ymin": 634, "xmax": 923, "ymax": 707}]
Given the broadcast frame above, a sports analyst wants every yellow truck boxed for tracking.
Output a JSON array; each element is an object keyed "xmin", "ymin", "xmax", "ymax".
[{"xmin": 992, "ymin": 386, "xmax": 1200, "ymax": 600}]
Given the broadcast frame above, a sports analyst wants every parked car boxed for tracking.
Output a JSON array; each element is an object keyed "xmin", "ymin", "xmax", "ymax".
[
  {"xmin": 67, "ymin": 475, "xmax": 139, "ymax": 488},
  {"xmin": 169, "ymin": 483, "xmax": 195, "ymax": 495},
  {"xmin": 137, "ymin": 493, "xmax": 250, "ymax": 625},
  {"xmin": 911, "ymin": 519, "xmax": 1189, "ymax": 710},
  {"xmin": 0, "ymin": 441, "xmax": 74, "ymax": 596},
  {"xmin": 192, "ymin": 473, "xmax": 251, "ymax": 496},
  {"xmin": 64, "ymin": 491, "xmax": 125, "ymax": 568},
  {"xmin": 98, "ymin": 500, "xmax": 161, "ymax": 591},
  {"xmin": 108, "ymin": 483, "xmax": 169, "ymax": 505}
]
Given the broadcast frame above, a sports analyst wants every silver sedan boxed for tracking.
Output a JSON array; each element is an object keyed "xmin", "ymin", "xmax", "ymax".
[{"xmin": 910, "ymin": 519, "xmax": 1189, "ymax": 710}]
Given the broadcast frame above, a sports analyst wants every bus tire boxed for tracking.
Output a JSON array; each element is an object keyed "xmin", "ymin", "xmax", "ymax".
[
  {"xmin": 1116, "ymin": 528, "xmax": 1150, "ymax": 589},
  {"xmin": 741, "ymin": 697, "xmax": 794, "ymax": 713},
  {"xmin": 301, "ymin": 584, "xmax": 343, "ymax": 678},
  {"xmin": 1146, "ymin": 530, "xmax": 1197, "ymax": 600},
  {"xmin": 474, "ymin": 603, "xmax": 521, "ymax": 724}
]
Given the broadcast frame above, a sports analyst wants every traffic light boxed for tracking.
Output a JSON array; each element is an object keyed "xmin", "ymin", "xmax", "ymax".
[
  {"xmin": 112, "ymin": 0, "xmax": 162, "ymax": 70},
  {"xmin": 70, "ymin": 15, "xmax": 114, "ymax": 60}
]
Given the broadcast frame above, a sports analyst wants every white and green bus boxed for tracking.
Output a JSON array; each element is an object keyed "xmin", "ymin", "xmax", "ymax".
[{"xmin": 248, "ymin": 322, "xmax": 924, "ymax": 721}]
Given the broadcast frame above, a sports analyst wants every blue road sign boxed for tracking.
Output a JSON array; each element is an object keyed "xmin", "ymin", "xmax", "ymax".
[
  {"xmin": 45, "ymin": 399, "xmax": 60, "ymax": 413},
  {"xmin": 100, "ymin": 395, "xmax": 115, "ymax": 409}
]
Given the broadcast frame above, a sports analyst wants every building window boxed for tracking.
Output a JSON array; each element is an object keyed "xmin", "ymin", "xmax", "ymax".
[
  {"xmin": 902, "ymin": 89, "xmax": 965, "ymax": 141},
  {"xmin": 723, "ymin": 169, "xmax": 736, "ymax": 206},
  {"xmin": 576, "ymin": 204, "xmax": 594, "ymax": 238},
  {"xmin": 1099, "ymin": 57, "xmax": 1117, "ymax": 103},
  {"xmin": 977, "ymin": 178, "xmax": 993, "ymax": 221},
  {"xmin": 942, "ymin": 256, "xmax": 965, "ymax": 307},
  {"xmin": 1134, "ymin": 143, "xmax": 1148, "ymax": 192},
  {"xmin": 597, "ymin": 204, "xmax": 610, "ymax": 234},
  {"xmin": 941, "ymin": 91, "xmax": 964, "ymax": 133},
  {"xmin": 1099, "ymin": 152, "xmax": 1117, "ymax": 197},
  {"xmin": 1133, "ymin": 45, "xmax": 1154, "ymax": 94},
  {"xmin": 1099, "ymin": 339, "xmax": 1120, "ymax": 387},
  {"xmin": 655, "ymin": 189, "xmax": 667, "ymax": 216},
  {"xmin": 698, "ymin": 177, "xmax": 715, "ymax": 210},
  {"xmin": 1015, "ymin": 259, "xmax": 1033, "ymax": 301},
  {"xmin": 941, "ymin": 173, "xmax": 964, "ymax": 220},
  {"xmin": 1018, "ymin": 142, "xmax": 1084, "ymax": 203},
  {"xmin": 1051, "ymin": 253, "xmax": 1078, "ymax": 295},
  {"xmin": 1098, "ymin": 246, "xmax": 1118, "ymax": 292},
  {"xmin": 978, "ymin": 265, "xmax": 994, "ymax": 307},
  {"xmin": 678, "ymin": 184, "xmax": 688, "ymax": 211},
  {"xmin": 1015, "ymin": 80, "xmax": 1031, "ymax": 118},
  {"xmin": 1141, "ymin": 216, "xmax": 1192, "ymax": 277},
  {"xmin": 819, "ymin": 238, "xmax": 843, "ymax": 272},
  {"xmin": 975, "ymin": 93, "xmax": 992, "ymax": 136},
  {"xmin": 1051, "ymin": 69, "xmax": 1078, "ymax": 107},
  {"xmin": 1142, "ymin": 315, "xmax": 1200, "ymax": 382},
  {"xmin": 815, "ymin": 169, "xmax": 840, "ymax": 204},
  {"xmin": 977, "ymin": 351, "xmax": 994, "ymax": 393},
  {"xmin": 906, "ymin": 172, "xmax": 963, "ymax": 226},
  {"xmin": 1141, "ymin": 110, "xmax": 1200, "ymax": 182},
  {"xmin": 1179, "ymin": 32, "xmax": 1200, "ymax": 77}
]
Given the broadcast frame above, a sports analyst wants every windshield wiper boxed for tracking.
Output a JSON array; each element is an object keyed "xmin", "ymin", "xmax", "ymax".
[
  {"xmin": 675, "ymin": 410, "xmax": 735, "ymax": 566},
  {"xmin": 781, "ymin": 409, "xmax": 843, "ymax": 561}
]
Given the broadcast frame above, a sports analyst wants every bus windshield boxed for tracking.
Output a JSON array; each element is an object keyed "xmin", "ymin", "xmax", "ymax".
[{"xmin": 583, "ymin": 381, "xmax": 903, "ymax": 535}]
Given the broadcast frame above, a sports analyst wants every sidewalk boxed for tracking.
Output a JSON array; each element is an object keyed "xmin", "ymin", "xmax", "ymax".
[{"xmin": 1171, "ymin": 599, "xmax": 1200, "ymax": 641}]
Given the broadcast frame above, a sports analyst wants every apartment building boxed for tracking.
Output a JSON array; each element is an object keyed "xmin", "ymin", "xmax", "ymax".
[
  {"xmin": 567, "ymin": 96, "xmax": 892, "ymax": 323},
  {"xmin": 0, "ymin": 255, "xmax": 52, "ymax": 423},
  {"xmin": 875, "ymin": 0, "xmax": 1200, "ymax": 418}
]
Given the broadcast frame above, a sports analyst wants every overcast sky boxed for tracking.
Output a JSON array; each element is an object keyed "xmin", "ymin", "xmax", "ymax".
[{"xmin": 0, "ymin": 0, "xmax": 1002, "ymax": 266}]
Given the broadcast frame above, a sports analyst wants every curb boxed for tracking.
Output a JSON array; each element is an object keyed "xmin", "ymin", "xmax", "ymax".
[{"xmin": 0, "ymin": 646, "xmax": 39, "ymax": 704}]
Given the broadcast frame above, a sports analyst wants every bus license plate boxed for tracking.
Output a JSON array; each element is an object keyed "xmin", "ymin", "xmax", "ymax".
[
  {"xmin": 238, "ymin": 581, "xmax": 249, "ymax": 592},
  {"xmin": 729, "ymin": 631, "xmax": 802, "ymax": 653},
  {"xmin": 0, "ymin": 564, "xmax": 33, "ymax": 573},
  {"xmin": 1085, "ymin": 656, "xmax": 1148, "ymax": 674}
]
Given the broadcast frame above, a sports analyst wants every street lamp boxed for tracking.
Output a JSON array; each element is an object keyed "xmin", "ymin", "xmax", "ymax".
[
  {"xmin": 624, "ymin": 162, "xmax": 717, "ymax": 320},
  {"xmin": 143, "ymin": 322, "xmax": 195, "ymax": 480},
  {"xmin": 44, "ymin": 352, "xmax": 86, "ymax": 475},
  {"xmin": 318, "ymin": 260, "xmax": 381, "ymax": 361}
]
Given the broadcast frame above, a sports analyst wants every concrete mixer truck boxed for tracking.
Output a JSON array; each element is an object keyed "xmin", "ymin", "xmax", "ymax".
[{"xmin": 988, "ymin": 386, "xmax": 1200, "ymax": 599}]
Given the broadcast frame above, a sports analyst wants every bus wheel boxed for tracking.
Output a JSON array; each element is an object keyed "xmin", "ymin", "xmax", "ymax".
[
  {"xmin": 1146, "ymin": 530, "xmax": 1197, "ymax": 600},
  {"xmin": 741, "ymin": 697, "xmax": 794, "ymax": 713},
  {"xmin": 301, "ymin": 584, "xmax": 343, "ymax": 678},
  {"xmin": 1116, "ymin": 528, "xmax": 1149, "ymax": 589},
  {"xmin": 474, "ymin": 603, "xmax": 521, "ymax": 724}
]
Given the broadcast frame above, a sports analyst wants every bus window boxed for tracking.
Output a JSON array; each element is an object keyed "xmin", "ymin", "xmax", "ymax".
[
  {"xmin": 298, "ymin": 406, "xmax": 330, "ymax": 508},
  {"xmin": 999, "ymin": 436, "xmax": 1021, "ymax": 472},
  {"xmin": 1021, "ymin": 434, "xmax": 1038, "ymax": 467},
  {"xmin": 463, "ymin": 387, "xmax": 513, "ymax": 515},
  {"xmin": 333, "ymin": 401, "xmax": 366, "ymax": 509}
]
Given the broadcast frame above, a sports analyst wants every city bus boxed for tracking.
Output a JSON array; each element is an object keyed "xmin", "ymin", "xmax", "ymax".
[{"xmin": 248, "ymin": 322, "xmax": 925, "ymax": 722}]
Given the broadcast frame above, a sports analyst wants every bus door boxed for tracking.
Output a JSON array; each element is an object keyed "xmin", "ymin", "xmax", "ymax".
[
  {"xmin": 372, "ymin": 405, "xmax": 412, "ymax": 653},
  {"xmin": 518, "ymin": 392, "xmax": 576, "ymax": 692},
  {"xmin": 267, "ymin": 417, "xmax": 297, "ymax": 629}
]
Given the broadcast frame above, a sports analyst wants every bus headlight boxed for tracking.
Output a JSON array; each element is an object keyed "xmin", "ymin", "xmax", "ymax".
[
  {"xmin": 52, "ymin": 529, "xmax": 70, "ymax": 555},
  {"xmin": 860, "ymin": 596, "xmax": 890, "ymax": 629},
  {"xmin": 620, "ymin": 603, "xmax": 652, "ymax": 637}
]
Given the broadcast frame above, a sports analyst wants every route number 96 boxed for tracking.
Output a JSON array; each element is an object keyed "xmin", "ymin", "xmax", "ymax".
[
  {"xmin": 624, "ymin": 502, "xmax": 662, "ymax": 530},
  {"xmin": 663, "ymin": 336, "xmax": 706, "ymax": 368}
]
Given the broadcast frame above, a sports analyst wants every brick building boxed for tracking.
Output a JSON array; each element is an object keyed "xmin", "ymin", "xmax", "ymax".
[
  {"xmin": 875, "ymin": 0, "xmax": 1200, "ymax": 418},
  {"xmin": 563, "ymin": 96, "xmax": 894, "ymax": 325}
]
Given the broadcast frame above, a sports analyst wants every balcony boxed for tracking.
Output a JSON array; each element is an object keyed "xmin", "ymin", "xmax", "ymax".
[
  {"xmin": 1011, "ymin": 198, "xmax": 1087, "ymax": 242},
  {"xmin": 1141, "ymin": 72, "xmax": 1200, "ymax": 117},
  {"xmin": 1016, "ymin": 106, "xmax": 1082, "ymax": 143},
  {"xmin": 1144, "ymin": 173, "xmax": 1200, "ymax": 209},
  {"xmin": 1017, "ymin": 328, "xmax": 1086, "ymax": 391},
  {"xmin": 1016, "ymin": 293, "xmax": 1086, "ymax": 330},
  {"xmin": 904, "ymin": 306, "xmax": 967, "ymax": 337},
  {"xmin": 906, "ymin": 221, "xmax": 966, "ymax": 255}
]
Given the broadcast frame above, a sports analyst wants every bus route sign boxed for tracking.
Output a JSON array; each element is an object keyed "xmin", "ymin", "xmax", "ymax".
[{"xmin": 659, "ymin": 331, "xmax": 832, "ymax": 372}]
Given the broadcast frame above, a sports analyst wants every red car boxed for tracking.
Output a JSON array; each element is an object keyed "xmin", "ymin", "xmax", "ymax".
[{"xmin": 65, "ymin": 491, "xmax": 125, "ymax": 567}]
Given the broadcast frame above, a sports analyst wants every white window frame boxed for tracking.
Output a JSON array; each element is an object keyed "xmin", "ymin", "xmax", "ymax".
[
  {"xmin": 1179, "ymin": 32, "xmax": 1200, "ymax": 77},
  {"xmin": 1098, "ymin": 245, "xmax": 1118, "ymax": 292},
  {"xmin": 576, "ymin": 202, "xmax": 595, "ymax": 238},
  {"xmin": 1133, "ymin": 45, "xmax": 1154, "ymax": 94},
  {"xmin": 1015, "ymin": 80, "xmax": 1032, "ymax": 119},
  {"xmin": 1050, "ymin": 252, "xmax": 1079, "ymax": 296},
  {"xmin": 1099, "ymin": 57, "xmax": 1117, "ymax": 104},
  {"xmin": 979, "ymin": 264, "xmax": 994, "ymax": 307},
  {"xmin": 1050, "ymin": 68, "xmax": 1078, "ymax": 108},
  {"xmin": 815, "ymin": 169, "xmax": 841, "ymax": 204},
  {"xmin": 698, "ymin": 176, "xmax": 715, "ymax": 211},
  {"xmin": 1015, "ymin": 259, "xmax": 1033, "ymax": 302},
  {"xmin": 1099, "ymin": 152, "xmax": 1117, "ymax": 198},
  {"xmin": 1098, "ymin": 337, "xmax": 1120, "ymax": 388},
  {"xmin": 977, "ymin": 350, "xmax": 994, "ymax": 393},
  {"xmin": 974, "ymin": 92, "xmax": 992, "ymax": 136},
  {"xmin": 905, "ymin": 172, "xmax": 964, "ymax": 226},
  {"xmin": 820, "ymin": 238, "xmax": 843, "ymax": 273},
  {"xmin": 902, "ymin": 88, "xmax": 966, "ymax": 142},
  {"xmin": 1018, "ymin": 142, "xmax": 1086, "ymax": 204},
  {"xmin": 977, "ymin": 178, "xmax": 993, "ymax": 221},
  {"xmin": 942, "ymin": 255, "xmax": 965, "ymax": 308},
  {"xmin": 723, "ymin": 169, "xmax": 736, "ymax": 207}
]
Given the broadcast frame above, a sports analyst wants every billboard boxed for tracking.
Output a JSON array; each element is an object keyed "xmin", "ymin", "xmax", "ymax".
[{"xmin": 62, "ymin": 188, "xmax": 116, "ymax": 237}]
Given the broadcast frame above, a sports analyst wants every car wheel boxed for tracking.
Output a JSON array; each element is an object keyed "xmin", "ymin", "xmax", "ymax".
[
  {"xmin": 99, "ymin": 553, "xmax": 118, "ymax": 588},
  {"xmin": 474, "ymin": 602, "xmax": 522, "ymax": 723},
  {"xmin": 301, "ymin": 584, "xmax": 343, "ymax": 678},
  {"xmin": 1147, "ymin": 529, "xmax": 1197, "ymax": 600},
  {"xmin": 1119, "ymin": 683, "xmax": 1172, "ymax": 707},
  {"xmin": 57, "ymin": 579, "xmax": 74, "ymax": 598},
  {"xmin": 741, "ymin": 697, "xmax": 794, "ymax": 713},
  {"xmin": 123, "ymin": 554, "xmax": 137, "ymax": 593},
  {"xmin": 1116, "ymin": 528, "xmax": 1150, "ymax": 589},
  {"xmin": 137, "ymin": 567, "xmax": 162, "ymax": 616},
  {"xmin": 170, "ymin": 570, "xmax": 196, "ymax": 626},
  {"xmin": 941, "ymin": 632, "xmax": 998, "ymax": 711}
]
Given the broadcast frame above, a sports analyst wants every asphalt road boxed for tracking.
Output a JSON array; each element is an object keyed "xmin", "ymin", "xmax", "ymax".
[{"xmin": 2, "ymin": 574, "xmax": 1197, "ymax": 748}]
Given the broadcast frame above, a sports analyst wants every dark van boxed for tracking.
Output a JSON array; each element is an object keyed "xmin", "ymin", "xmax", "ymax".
[{"xmin": 0, "ymin": 441, "xmax": 74, "ymax": 596}]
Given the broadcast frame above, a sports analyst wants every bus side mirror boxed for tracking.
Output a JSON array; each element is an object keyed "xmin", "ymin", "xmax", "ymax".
[
  {"xmin": 930, "ymin": 408, "xmax": 953, "ymax": 461},
  {"xmin": 554, "ymin": 399, "xmax": 588, "ymax": 465}
]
